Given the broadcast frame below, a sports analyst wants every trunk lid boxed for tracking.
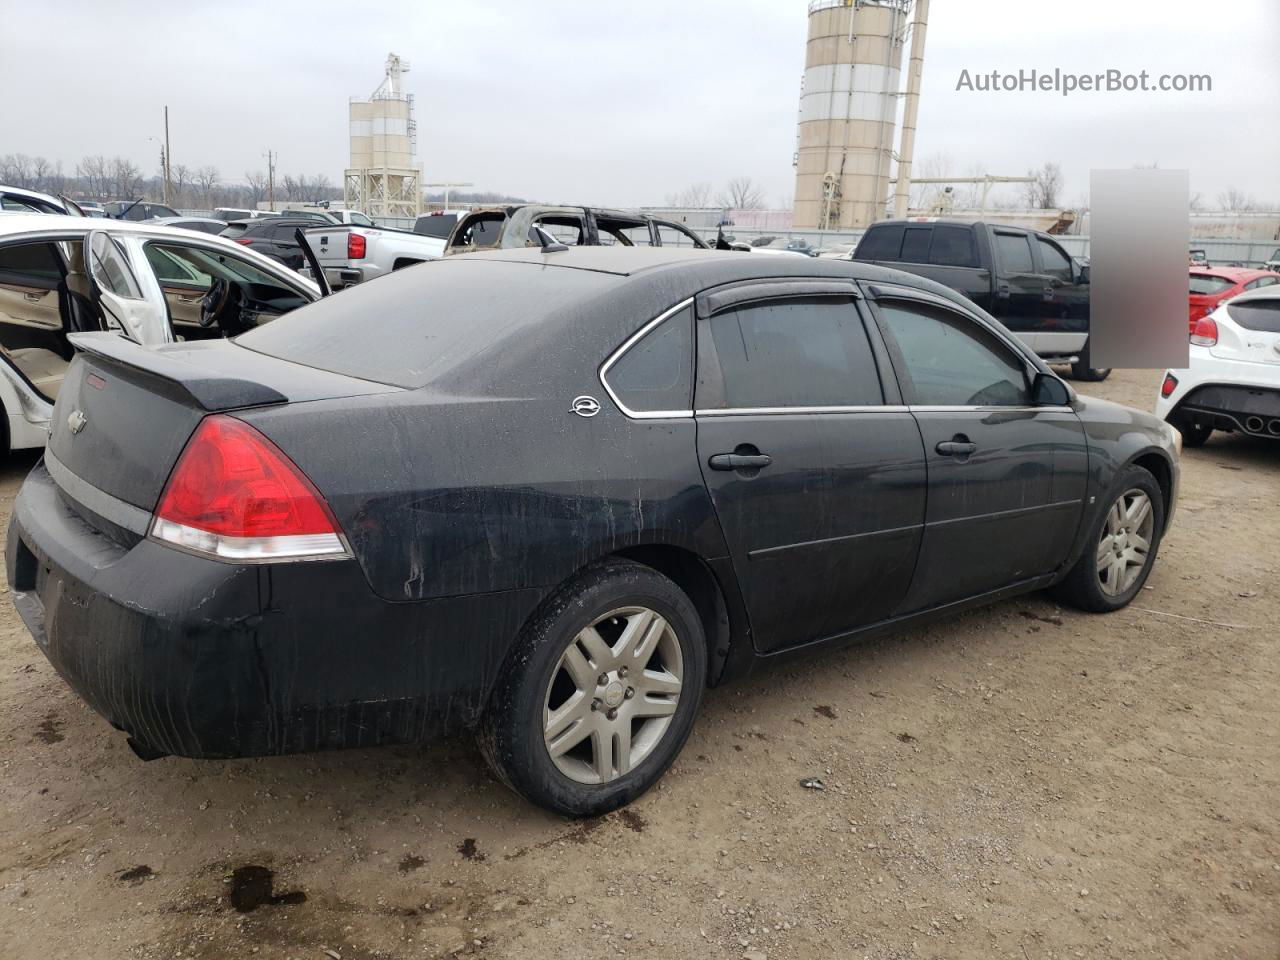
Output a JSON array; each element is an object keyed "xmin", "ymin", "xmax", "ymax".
[{"xmin": 48, "ymin": 332, "xmax": 398, "ymax": 512}]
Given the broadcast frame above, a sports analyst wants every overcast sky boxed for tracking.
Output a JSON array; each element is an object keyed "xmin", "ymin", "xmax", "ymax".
[{"xmin": 3, "ymin": 0, "xmax": 1276, "ymax": 208}]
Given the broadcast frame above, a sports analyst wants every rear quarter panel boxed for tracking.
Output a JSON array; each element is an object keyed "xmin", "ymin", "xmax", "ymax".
[{"xmin": 239, "ymin": 380, "xmax": 726, "ymax": 605}]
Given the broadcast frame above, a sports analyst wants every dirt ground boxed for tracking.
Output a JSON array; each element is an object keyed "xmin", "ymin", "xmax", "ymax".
[{"xmin": 0, "ymin": 366, "xmax": 1276, "ymax": 960}]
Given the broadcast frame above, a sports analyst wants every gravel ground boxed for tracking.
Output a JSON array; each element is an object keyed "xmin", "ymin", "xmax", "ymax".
[{"xmin": 0, "ymin": 367, "xmax": 1276, "ymax": 960}]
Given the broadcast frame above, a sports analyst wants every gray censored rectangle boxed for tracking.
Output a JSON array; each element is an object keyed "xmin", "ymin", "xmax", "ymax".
[{"xmin": 1089, "ymin": 169, "xmax": 1189, "ymax": 370}]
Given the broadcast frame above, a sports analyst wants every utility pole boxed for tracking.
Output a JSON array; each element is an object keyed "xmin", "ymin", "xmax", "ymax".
[
  {"xmin": 265, "ymin": 150, "xmax": 276, "ymax": 211},
  {"xmin": 163, "ymin": 105, "xmax": 172, "ymax": 207}
]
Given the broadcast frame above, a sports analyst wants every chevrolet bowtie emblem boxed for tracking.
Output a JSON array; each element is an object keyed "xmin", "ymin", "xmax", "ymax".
[{"xmin": 67, "ymin": 409, "xmax": 87, "ymax": 435}]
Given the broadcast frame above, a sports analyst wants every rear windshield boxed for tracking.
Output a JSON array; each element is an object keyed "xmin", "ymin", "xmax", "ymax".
[
  {"xmin": 414, "ymin": 213, "xmax": 458, "ymax": 239},
  {"xmin": 236, "ymin": 259, "xmax": 615, "ymax": 388},
  {"xmin": 1227, "ymin": 299, "xmax": 1280, "ymax": 333},
  {"xmin": 1189, "ymin": 275, "xmax": 1235, "ymax": 295}
]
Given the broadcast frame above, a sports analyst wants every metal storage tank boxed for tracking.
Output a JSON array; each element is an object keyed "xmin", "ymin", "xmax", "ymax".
[
  {"xmin": 344, "ymin": 54, "xmax": 422, "ymax": 219},
  {"xmin": 793, "ymin": 0, "xmax": 912, "ymax": 230}
]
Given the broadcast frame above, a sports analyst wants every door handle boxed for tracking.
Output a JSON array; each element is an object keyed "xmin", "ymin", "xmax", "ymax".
[
  {"xmin": 709, "ymin": 453, "xmax": 772, "ymax": 471},
  {"xmin": 23, "ymin": 292, "xmax": 42, "ymax": 303},
  {"xmin": 935, "ymin": 437, "xmax": 977, "ymax": 457}
]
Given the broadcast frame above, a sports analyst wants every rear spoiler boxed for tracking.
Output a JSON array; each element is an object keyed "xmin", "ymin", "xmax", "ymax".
[{"xmin": 68, "ymin": 332, "xmax": 288, "ymax": 411}]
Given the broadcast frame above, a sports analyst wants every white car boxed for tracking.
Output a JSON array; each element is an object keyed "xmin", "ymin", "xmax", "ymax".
[
  {"xmin": 1, "ymin": 185, "xmax": 85, "ymax": 216},
  {"xmin": 1155, "ymin": 285, "xmax": 1280, "ymax": 446},
  {"xmin": 0, "ymin": 214, "xmax": 320, "ymax": 455}
]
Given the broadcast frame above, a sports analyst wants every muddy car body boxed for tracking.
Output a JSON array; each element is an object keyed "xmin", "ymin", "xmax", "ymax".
[{"xmin": 7, "ymin": 247, "xmax": 1179, "ymax": 815}]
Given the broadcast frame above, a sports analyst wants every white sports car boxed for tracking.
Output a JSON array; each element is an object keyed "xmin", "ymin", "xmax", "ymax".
[
  {"xmin": 1155, "ymin": 285, "xmax": 1280, "ymax": 446},
  {"xmin": 0, "ymin": 214, "xmax": 321, "ymax": 455}
]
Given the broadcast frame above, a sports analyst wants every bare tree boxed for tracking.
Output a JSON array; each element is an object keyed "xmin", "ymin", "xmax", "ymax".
[
  {"xmin": 2, "ymin": 154, "xmax": 34, "ymax": 188},
  {"xmin": 76, "ymin": 156, "xmax": 110, "ymax": 198},
  {"xmin": 1189, "ymin": 191, "xmax": 1205, "ymax": 213},
  {"xmin": 281, "ymin": 174, "xmax": 303, "ymax": 201},
  {"xmin": 245, "ymin": 170, "xmax": 269, "ymax": 207},
  {"xmin": 1216, "ymin": 187, "xmax": 1255, "ymax": 213},
  {"xmin": 716, "ymin": 176, "xmax": 766, "ymax": 210},
  {"xmin": 195, "ymin": 166, "xmax": 220, "ymax": 205},
  {"xmin": 677, "ymin": 182, "xmax": 713, "ymax": 207},
  {"xmin": 1022, "ymin": 162, "xmax": 1063, "ymax": 209},
  {"xmin": 909, "ymin": 151, "xmax": 953, "ymax": 209},
  {"xmin": 110, "ymin": 156, "xmax": 143, "ymax": 199},
  {"xmin": 168, "ymin": 164, "xmax": 192, "ymax": 206}
]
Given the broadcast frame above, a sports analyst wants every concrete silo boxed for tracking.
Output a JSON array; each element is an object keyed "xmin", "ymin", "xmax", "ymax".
[
  {"xmin": 793, "ymin": 0, "xmax": 923, "ymax": 230},
  {"xmin": 344, "ymin": 53, "xmax": 422, "ymax": 219}
]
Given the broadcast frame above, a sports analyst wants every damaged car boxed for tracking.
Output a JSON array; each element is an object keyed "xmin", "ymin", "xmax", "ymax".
[
  {"xmin": 7, "ymin": 247, "xmax": 1179, "ymax": 817},
  {"xmin": 0, "ymin": 214, "xmax": 319, "ymax": 454}
]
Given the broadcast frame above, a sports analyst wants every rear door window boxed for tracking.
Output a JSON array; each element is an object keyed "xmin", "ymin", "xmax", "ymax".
[
  {"xmin": 602, "ymin": 306, "xmax": 693, "ymax": 413},
  {"xmin": 899, "ymin": 227, "xmax": 932, "ymax": 263},
  {"xmin": 0, "ymin": 241, "xmax": 65, "ymax": 288},
  {"xmin": 654, "ymin": 222, "xmax": 702, "ymax": 248},
  {"xmin": 702, "ymin": 298, "xmax": 883, "ymax": 409},
  {"xmin": 856, "ymin": 224, "xmax": 904, "ymax": 261},
  {"xmin": 994, "ymin": 232, "xmax": 1035, "ymax": 273},
  {"xmin": 928, "ymin": 225, "xmax": 979, "ymax": 267}
]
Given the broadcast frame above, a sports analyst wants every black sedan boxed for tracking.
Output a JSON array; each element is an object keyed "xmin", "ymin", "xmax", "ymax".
[
  {"xmin": 221, "ymin": 217, "xmax": 318, "ymax": 269},
  {"xmin": 6, "ymin": 248, "xmax": 1180, "ymax": 816}
]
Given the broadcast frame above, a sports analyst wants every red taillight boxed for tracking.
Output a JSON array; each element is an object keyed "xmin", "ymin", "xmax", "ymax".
[
  {"xmin": 151, "ymin": 416, "xmax": 347, "ymax": 561},
  {"xmin": 1190, "ymin": 316, "xmax": 1218, "ymax": 346},
  {"xmin": 1161, "ymin": 372, "xmax": 1178, "ymax": 398},
  {"xmin": 347, "ymin": 233, "xmax": 366, "ymax": 259},
  {"xmin": 234, "ymin": 237, "xmax": 253, "ymax": 245}
]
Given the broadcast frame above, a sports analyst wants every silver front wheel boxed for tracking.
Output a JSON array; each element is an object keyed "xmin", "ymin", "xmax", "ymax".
[
  {"xmin": 543, "ymin": 606, "xmax": 684, "ymax": 784},
  {"xmin": 1096, "ymin": 488, "xmax": 1155, "ymax": 596}
]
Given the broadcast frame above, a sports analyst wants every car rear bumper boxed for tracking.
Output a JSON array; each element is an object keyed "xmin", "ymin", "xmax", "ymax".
[
  {"xmin": 7, "ymin": 461, "xmax": 540, "ymax": 759},
  {"xmin": 1156, "ymin": 351, "xmax": 1280, "ymax": 438}
]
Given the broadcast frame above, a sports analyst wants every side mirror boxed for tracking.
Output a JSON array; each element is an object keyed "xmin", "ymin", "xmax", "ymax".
[
  {"xmin": 1032, "ymin": 372, "xmax": 1071, "ymax": 406},
  {"xmin": 1077, "ymin": 263, "xmax": 1090, "ymax": 284}
]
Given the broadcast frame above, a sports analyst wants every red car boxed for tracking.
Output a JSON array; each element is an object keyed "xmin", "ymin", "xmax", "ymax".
[{"xmin": 1188, "ymin": 267, "xmax": 1279, "ymax": 330}]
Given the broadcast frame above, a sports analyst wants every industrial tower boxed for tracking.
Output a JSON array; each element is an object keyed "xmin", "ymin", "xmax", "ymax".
[
  {"xmin": 344, "ymin": 53, "xmax": 422, "ymax": 219},
  {"xmin": 792, "ymin": 0, "xmax": 929, "ymax": 230}
]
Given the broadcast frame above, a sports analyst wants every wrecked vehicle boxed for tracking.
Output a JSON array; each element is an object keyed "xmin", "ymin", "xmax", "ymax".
[
  {"xmin": 446, "ymin": 205, "xmax": 708, "ymax": 254},
  {"xmin": 0, "ymin": 214, "xmax": 319, "ymax": 454},
  {"xmin": 7, "ymin": 247, "xmax": 1180, "ymax": 816}
]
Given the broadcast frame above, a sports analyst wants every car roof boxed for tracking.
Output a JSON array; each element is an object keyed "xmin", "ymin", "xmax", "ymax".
[
  {"xmin": 451, "ymin": 245, "xmax": 955, "ymax": 290},
  {"xmin": 1190, "ymin": 266, "xmax": 1272, "ymax": 280}
]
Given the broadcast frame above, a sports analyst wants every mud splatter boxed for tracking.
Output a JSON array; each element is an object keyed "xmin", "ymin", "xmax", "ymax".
[
  {"xmin": 398, "ymin": 854, "xmax": 425, "ymax": 873},
  {"xmin": 457, "ymin": 838, "xmax": 485, "ymax": 862},
  {"xmin": 813, "ymin": 705, "xmax": 837, "ymax": 720},
  {"xmin": 118, "ymin": 865, "xmax": 153, "ymax": 884},
  {"xmin": 896, "ymin": 732, "xmax": 917, "ymax": 744},
  {"xmin": 35, "ymin": 715, "xmax": 63, "ymax": 744},
  {"xmin": 618, "ymin": 809, "xmax": 647, "ymax": 833},
  {"xmin": 228, "ymin": 865, "xmax": 306, "ymax": 912}
]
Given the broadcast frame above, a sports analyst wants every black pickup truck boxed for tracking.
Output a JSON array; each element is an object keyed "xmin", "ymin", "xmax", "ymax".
[{"xmin": 851, "ymin": 219, "xmax": 1107, "ymax": 381}]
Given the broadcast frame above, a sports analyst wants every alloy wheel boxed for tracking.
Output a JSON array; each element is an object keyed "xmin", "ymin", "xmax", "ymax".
[
  {"xmin": 542, "ymin": 606, "xmax": 684, "ymax": 784},
  {"xmin": 1096, "ymin": 488, "xmax": 1155, "ymax": 596}
]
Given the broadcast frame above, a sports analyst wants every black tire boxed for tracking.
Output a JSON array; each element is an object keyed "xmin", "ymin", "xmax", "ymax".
[
  {"xmin": 1070, "ymin": 341, "xmax": 1111, "ymax": 382},
  {"xmin": 1172, "ymin": 415, "xmax": 1212, "ymax": 448},
  {"xmin": 1051, "ymin": 465, "xmax": 1165, "ymax": 613},
  {"xmin": 478, "ymin": 560, "xmax": 706, "ymax": 817}
]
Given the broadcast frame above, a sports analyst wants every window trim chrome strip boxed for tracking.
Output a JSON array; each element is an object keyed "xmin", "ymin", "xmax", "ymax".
[
  {"xmin": 696, "ymin": 405, "xmax": 910, "ymax": 416},
  {"xmin": 598, "ymin": 297, "xmax": 695, "ymax": 420}
]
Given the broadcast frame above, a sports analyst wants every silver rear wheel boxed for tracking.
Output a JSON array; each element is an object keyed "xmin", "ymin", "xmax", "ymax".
[
  {"xmin": 543, "ymin": 606, "xmax": 684, "ymax": 784},
  {"xmin": 1096, "ymin": 488, "xmax": 1155, "ymax": 596}
]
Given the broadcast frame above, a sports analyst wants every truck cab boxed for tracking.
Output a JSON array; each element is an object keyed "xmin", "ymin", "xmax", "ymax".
[{"xmin": 853, "ymin": 219, "xmax": 1107, "ymax": 381}]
